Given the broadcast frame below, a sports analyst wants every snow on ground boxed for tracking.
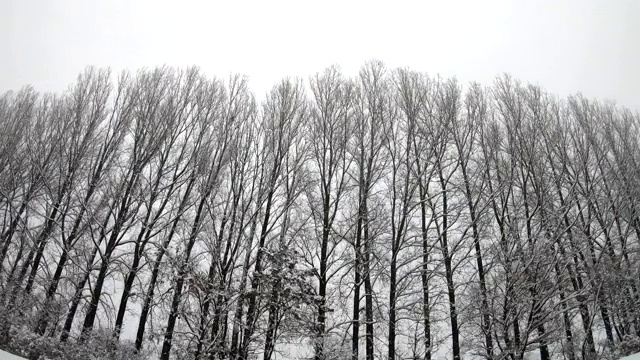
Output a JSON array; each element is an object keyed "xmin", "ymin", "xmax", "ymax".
[{"xmin": 0, "ymin": 350, "xmax": 26, "ymax": 360}]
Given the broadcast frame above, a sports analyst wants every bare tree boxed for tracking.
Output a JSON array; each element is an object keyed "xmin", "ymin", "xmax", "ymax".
[
  {"xmin": 2, "ymin": 63, "xmax": 640, "ymax": 360},
  {"xmin": 352, "ymin": 60, "xmax": 390, "ymax": 360},
  {"xmin": 34, "ymin": 68, "xmax": 128, "ymax": 338},
  {"xmin": 159, "ymin": 73, "xmax": 233, "ymax": 360},
  {"xmin": 304, "ymin": 65, "xmax": 354, "ymax": 360},
  {"xmin": 0, "ymin": 87, "xmax": 38, "ymax": 274},
  {"xmin": 238, "ymin": 78, "xmax": 307, "ymax": 360},
  {"xmin": 112, "ymin": 68, "xmax": 203, "ymax": 340},
  {"xmin": 454, "ymin": 82, "xmax": 494, "ymax": 359}
]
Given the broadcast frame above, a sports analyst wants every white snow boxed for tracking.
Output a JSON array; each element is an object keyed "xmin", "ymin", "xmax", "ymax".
[{"xmin": 0, "ymin": 350, "xmax": 26, "ymax": 360}]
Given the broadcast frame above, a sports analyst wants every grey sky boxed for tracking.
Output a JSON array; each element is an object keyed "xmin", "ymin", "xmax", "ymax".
[{"xmin": 1, "ymin": 0, "xmax": 639, "ymax": 110}]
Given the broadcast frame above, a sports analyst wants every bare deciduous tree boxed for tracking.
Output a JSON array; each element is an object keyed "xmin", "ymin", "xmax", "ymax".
[{"xmin": 0, "ymin": 63, "xmax": 639, "ymax": 360}]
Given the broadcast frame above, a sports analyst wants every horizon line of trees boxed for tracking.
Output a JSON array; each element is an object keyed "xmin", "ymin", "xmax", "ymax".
[{"xmin": 1, "ymin": 61, "xmax": 639, "ymax": 360}]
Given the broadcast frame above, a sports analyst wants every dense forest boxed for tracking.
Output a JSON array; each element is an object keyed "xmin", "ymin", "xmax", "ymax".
[{"xmin": 1, "ymin": 61, "xmax": 639, "ymax": 360}]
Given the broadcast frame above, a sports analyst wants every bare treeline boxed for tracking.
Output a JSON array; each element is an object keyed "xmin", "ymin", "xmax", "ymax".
[{"xmin": 1, "ymin": 62, "xmax": 639, "ymax": 360}]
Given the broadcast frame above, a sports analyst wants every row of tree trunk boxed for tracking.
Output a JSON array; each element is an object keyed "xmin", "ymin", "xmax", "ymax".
[{"xmin": 0, "ymin": 62, "xmax": 639, "ymax": 360}]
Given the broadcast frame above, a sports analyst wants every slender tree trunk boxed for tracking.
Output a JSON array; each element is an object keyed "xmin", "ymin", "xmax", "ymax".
[
  {"xmin": 160, "ymin": 194, "xmax": 209, "ymax": 360},
  {"xmin": 388, "ymin": 250, "xmax": 397, "ymax": 360},
  {"xmin": 35, "ymin": 173, "xmax": 103, "ymax": 335},
  {"xmin": 60, "ymin": 243, "xmax": 100, "ymax": 342},
  {"xmin": 438, "ymin": 164, "xmax": 460, "ymax": 360},
  {"xmin": 239, "ymin": 184, "xmax": 276, "ymax": 360},
  {"xmin": 79, "ymin": 254, "xmax": 110, "ymax": 341},
  {"xmin": 114, "ymin": 192, "xmax": 164, "ymax": 338},
  {"xmin": 556, "ymin": 268, "xmax": 576, "ymax": 360},
  {"xmin": 113, "ymin": 141, "xmax": 182, "ymax": 339},
  {"xmin": 263, "ymin": 276, "xmax": 281, "ymax": 360},
  {"xmin": 352, "ymin": 203, "xmax": 362, "ymax": 360},
  {"xmin": 363, "ymin": 207, "xmax": 374, "ymax": 360},
  {"xmin": 229, "ymin": 207, "xmax": 260, "ymax": 357},
  {"xmin": 546, "ymin": 153, "xmax": 597, "ymax": 358},
  {"xmin": 413, "ymin": 150, "xmax": 432, "ymax": 360},
  {"xmin": 0, "ymin": 194, "xmax": 31, "ymax": 274},
  {"xmin": 135, "ymin": 174, "xmax": 196, "ymax": 351},
  {"xmin": 23, "ymin": 185, "xmax": 68, "ymax": 294},
  {"xmin": 315, "ymin": 191, "xmax": 330, "ymax": 360},
  {"xmin": 460, "ymin": 163, "xmax": 492, "ymax": 359},
  {"xmin": 80, "ymin": 171, "xmax": 139, "ymax": 341},
  {"xmin": 208, "ymin": 292, "xmax": 229, "ymax": 360},
  {"xmin": 419, "ymin": 194, "xmax": 431, "ymax": 360},
  {"xmin": 195, "ymin": 214, "xmax": 230, "ymax": 360}
]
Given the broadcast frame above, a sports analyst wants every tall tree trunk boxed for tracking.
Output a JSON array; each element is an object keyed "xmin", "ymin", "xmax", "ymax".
[
  {"xmin": 460, "ymin": 162, "xmax": 492, "ymax": 359},
  {"xmin": 160, "ymin": 194, "xmax": 209, "ymax": 360},
  {"xmin": 263, "ymin": 276, "xmax": 281, "ymax": 360},
  {"xmin": 0, "ymin": 192, "xmax": 32, "ymax": 274},
  {"xmin": 239, "ymin": 186, "xmax": 276, "ymax": 360},
  {"xmin": 23, "ymin": 180, "xmax": 70, "ymax": 294},
  {"xmin": 419, "ymin": 194, "xmax": 431, "ymax": 360},
  {"xmin": 315, "ymin": 190, "xmax": 330, "ymax": 360},
  {"xmin": 352, "ymin": 203, "xmax": 362, "ymax": 360},
  {"xmin": 555, "ymin": 263, "xmax": 576, "ymax": 360},
  {"xmin": 35, "ymin": 168, "xmax": 105, "ymax": 335},
  {"xmin": 229, "ymin": 206, "xmax": 260, "ymax": 357},
  {"xmin": 388, "ymin": 251, "xmax": 397, "ymax": 360},
  {"xmin": 80, "ymin": 169, "xmax": 139, "ymax": 341},
  {"xmin": 546, "ymin": 151, "xmax": 597, "ymax": 358},
  {"xmin": 135, "ymin": 174, "xmax": 196, "ymax": 351},
  {"xmin": 195, "ymin": 212, "xmax": 230, "ymax": 360},
  {"xmin": 60, "ymin": 242, "xmax": 100, "ymax": 342},
  {"xmin": 363, "ymin": 208, "xmax": 374, "ymax": 360},
  {"xmin": 113, "ymin": 156, "xmax": 176, "ymax": 339},
  {"xmin": 438, "ymin": 163, "xmax": 460, "ymax": 360}
]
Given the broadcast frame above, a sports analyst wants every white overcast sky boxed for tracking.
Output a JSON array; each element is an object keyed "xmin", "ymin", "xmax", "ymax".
[{"xmin": 1, "ymin": 0, "xmax": 639, "ymax": 110}]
